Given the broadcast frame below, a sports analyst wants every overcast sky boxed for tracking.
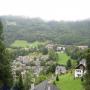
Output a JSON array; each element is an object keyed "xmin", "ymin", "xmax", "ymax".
[{"xmin": 0, "ymin": 0, "xmax": 90, "ymax": 21}]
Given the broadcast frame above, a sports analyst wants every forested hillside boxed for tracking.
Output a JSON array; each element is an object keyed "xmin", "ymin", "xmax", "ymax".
[{"xmin": 0, "ymin": 16, "xmax": 90, "ymax": 46}]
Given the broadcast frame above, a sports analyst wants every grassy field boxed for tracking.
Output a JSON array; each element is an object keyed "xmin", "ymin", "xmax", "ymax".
[
  {"xmin": 30, "ymin": 41, "xmax": 46, "ymax": 48},
  {"xmin": 11, "ymin": 40, "xmax": 31, "ymax": 48},
  {"xmin": 57, "ymin": 52, "xmax": 70, "ymax": 65},
  {"xmin": 56, "ymin": 73, "xmax": 83, "ymax": 90},
  {"xmin": 11, "ymin": 40, "xmax": 46, "ymax": 48}
]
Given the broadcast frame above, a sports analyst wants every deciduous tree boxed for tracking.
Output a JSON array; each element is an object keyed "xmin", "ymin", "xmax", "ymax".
[{"xmin": 0, "ymin": 21, "xmax": 13, "ymax": 88}]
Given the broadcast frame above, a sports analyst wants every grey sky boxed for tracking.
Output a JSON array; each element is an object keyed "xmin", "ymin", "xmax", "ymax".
[{"xmin": 0, "ymin": 0, "xmax": 90, "ymax": 21}]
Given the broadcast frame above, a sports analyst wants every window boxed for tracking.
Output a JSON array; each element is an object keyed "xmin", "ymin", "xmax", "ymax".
[{"xmin": 76, "ymin": 69, "xmax": 81, "ymax": 72}]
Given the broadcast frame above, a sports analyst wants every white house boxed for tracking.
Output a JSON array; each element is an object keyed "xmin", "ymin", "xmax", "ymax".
[
  {"xmin": 57, "ymin": 47, "xmax": 65, "ymax": 53},
  {"xmin": 75, "ymin": 59, "xmax": 86, "ymax": 78},
  {"xmin": 75, "ymin": 69, "xmax": 83, "ymax": 78},
  {"xmin": 75, "ymin": 64, "xmax": 86, "ymax": 78}
]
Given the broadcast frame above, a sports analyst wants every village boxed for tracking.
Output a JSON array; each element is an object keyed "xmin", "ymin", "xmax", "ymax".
[{"xmin": 11, "ymin": 41, "xmax": 88, "ymax": 90}]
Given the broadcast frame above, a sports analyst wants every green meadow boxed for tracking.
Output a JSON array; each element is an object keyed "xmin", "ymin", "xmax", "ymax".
[
  {"xmin": 11, "ymin": 40, "xmax": 30, "ymax": 48},
  {"xmin": 56, "ymin": 73, "xmax": 83, "ymax": 90},
  {"xmin": 57, "ymin": 52, "xmax": 70, "ymax": 65},
  {"xmin": 11, "ymin": 40, "xmax": 46, "ymax": 48}
]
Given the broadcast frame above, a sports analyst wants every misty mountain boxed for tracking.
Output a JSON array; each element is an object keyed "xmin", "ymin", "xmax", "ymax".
[{"xmin": 0, "ymin": 16, "xmax": 90, "ymax": 46}]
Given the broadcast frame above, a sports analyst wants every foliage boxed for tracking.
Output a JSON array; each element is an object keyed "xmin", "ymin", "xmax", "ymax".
[
  {"xmin": 18, "ymin": 74, "xmax": 24, "ymax": 90},
  {"xmin": 56, "ymin": 75, "xmax": 59, "ymax": 81},
  {"xmin": 66, "ymin": 46, "xmax": 85, "ymax": 60},
  {"xmin": 10, "ymin": 48, "xmax": 30, "ymax": 59},
  {"xmin": 49, "ymin": 49, "xmax": 58, "ymax": 61},
  {"xmin": 12, "ymin": 81, "xmax": 19, "ymax": 90},
  {"xmin": 35, "ymin": 75, "xmax": 47, "ymax": 85},
  {"xmin": 46, "ymin": 64, "xmax": 57, "ymax": 74},
  {"xmin": 41, "ymin": 47, "xmax": 48, "ymax": 55},
  {"xmin": 66, "ymin": 59, "xmax": 72, "ymax": 69},
  {"xmin": 24, "ymin": 72, "xmax": 32, "ymax": 90},
  {"xmin": 0, "ymin": 21, "xmax": 13, "ymax": 87}
]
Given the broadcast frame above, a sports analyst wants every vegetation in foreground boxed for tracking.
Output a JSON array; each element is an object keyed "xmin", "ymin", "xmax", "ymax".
[{"xmin": 0, "ymin": 21, "xmax": 13, "ymax": 89}]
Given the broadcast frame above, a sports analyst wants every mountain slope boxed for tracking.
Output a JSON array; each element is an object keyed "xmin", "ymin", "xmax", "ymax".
[{"xmin": 0, "ymin": 16, "xmax": 90, "ymax": 46}]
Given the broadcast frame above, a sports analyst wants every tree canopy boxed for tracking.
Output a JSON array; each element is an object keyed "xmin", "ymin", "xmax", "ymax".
[{"xmin": 0, "ymin": 20, "xmax": 13, "ymax": 88}]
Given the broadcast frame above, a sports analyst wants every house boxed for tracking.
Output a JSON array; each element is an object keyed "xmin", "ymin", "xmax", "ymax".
[
  {"xmin": 30, "ymin": 80, "xmax": 59, "ymax": 90},
  {"xmin": 75, "ymin": 64, "xmax": 86, "ymax": 78},
  {"xmin": 77, "ymin": 46, "xmax": 88, "ymax": 50},
  {"xmin": 55, "ymin": 66, "xmax": 67, "ymax": 75},
  {"xmin": 75, "ymin": 59, "xmax": 86, "ymax": 78},
  {"xmin": 79, "ymin": 59, "xmax": 86, "ymax": 67},
  {"xmin": 57, "ymin": 47, "xmax": 65, "ymax": 52}
]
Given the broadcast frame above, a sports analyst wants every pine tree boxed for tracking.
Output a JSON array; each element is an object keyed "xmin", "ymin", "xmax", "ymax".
[
  {"xmin": 56, "ymin": 75, "xmax": 59, "ymax": 81},
  {"xmin": 0, "ymin": 21, "xmax": 13, "ymax": 87},
  {"xmin": 66, "ymin": 59, "xmax": 72, "ymax": 69}
]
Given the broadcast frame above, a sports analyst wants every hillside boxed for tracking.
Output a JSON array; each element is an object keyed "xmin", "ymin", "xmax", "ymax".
[{"xmin": 0, "ymin": 16, "xmax": 90, "ymax": 46}]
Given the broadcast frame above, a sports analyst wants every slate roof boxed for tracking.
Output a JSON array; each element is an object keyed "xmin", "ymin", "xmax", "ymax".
[
  {"xmin": 79, "ymin": 59, "xmax": 86, "ymax": 67},
  {"xmin": 76, "ymin": 64, "xmax": 86, "ymax": 70},
  {"xmin": 33, "ymin": 80, "xmax": 59, "ymax": 90}
]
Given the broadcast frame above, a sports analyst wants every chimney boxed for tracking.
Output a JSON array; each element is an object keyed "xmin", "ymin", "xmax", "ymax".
[{"xmin": 31, "ymin": 83, "xmax": 34, "ymax": 90}]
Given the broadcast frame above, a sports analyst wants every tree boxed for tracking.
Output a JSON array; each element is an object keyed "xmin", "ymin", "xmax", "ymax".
[
  {"xmin": 18, "ymin": 74, "xmax": 24, "ymax": 90},
  {"xmin": 24, "ymin": 72, "xmax": 32, "ymax": 90},
  {"xmin": 56, "ymin": 75, "xmax": 59, "ymax": 81},
  {"xmin": 66, "ymin": 59, "xmax": 72, "ymax": 69},
  {"xmin": 0, "ymin": 21, "xmax": 13, "ymax": 88},
  {"xmin": 53, "ymin": 81, "xmax": 56, "ymax": 85},
  {"xmin": 41, "ymin": 47, "xmax": 48, "ymax": 55},
  {"xmin": 46, "ymin": 64, "xmax": 57, "ymax": 74},
  {"xmin": 35, "ymin": 75, "xmax": 47, "ymax": 85},
  {"xmin": 49, "ymin": 49, "xmax": 58, "ymax": 61},
  {"xmin": 84, "ymin": 49, "xmax": 90, "ymax": 90},
  {"xmin": 12, "ymin": 82, "xmax": 19, "ymax": 90}
]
